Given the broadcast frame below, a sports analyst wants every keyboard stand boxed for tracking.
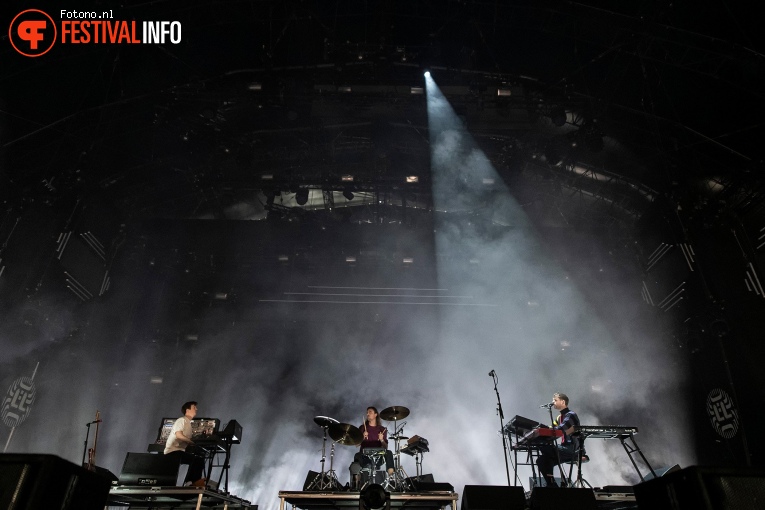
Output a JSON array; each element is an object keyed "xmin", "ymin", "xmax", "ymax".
[{"xmin": 619, "ymin": 433, "xmax": 657, "ymax": 481}]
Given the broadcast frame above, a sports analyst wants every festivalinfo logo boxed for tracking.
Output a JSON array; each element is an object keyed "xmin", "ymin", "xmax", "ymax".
[{"xmin": 9, "ymin": 8, "xmax": 182, "ymax": 57}]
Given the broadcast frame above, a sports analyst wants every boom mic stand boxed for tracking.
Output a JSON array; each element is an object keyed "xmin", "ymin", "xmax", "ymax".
[{"xmin": 490, "ymin": 370, "xmax": 512, "ymax": 486}]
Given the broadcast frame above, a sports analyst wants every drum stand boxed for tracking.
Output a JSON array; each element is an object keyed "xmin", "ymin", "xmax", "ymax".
[
  {"xmin": 385, "ymin": 424, "xmax": 410, "ymax": 492},
  {"xmin": 306, "ymin": 425, "xmax": 340, "ymax": 490},
  {"xmin": 413, "ymin": 451, "xmax": 424, "ymax": 478}
]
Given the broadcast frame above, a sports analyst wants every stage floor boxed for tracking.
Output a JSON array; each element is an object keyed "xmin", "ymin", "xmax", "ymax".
[{"xmin": 107, "ymin": 485, "xmax": 253, "ymax": 509}]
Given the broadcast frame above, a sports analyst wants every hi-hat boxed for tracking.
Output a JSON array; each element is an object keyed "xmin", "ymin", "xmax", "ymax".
[
  {"xmin": 328, "ymin": 423, "xmax": 363, "ymax": 445},
  {"xmin": 314, "ymin": 416, "xmax": 339, "ymax": 428},
  {"xmin": 380, "ymin": 406, "xmax": 410, "ymax": 421}
]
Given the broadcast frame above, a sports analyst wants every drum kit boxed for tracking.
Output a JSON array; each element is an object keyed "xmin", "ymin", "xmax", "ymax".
[{"xmin": 305, "ymin": 406, "xmax": 413, "ymax": 492}]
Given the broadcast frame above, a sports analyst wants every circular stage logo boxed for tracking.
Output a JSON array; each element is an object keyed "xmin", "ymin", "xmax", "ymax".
[
  {"xmin": 9, "ymin": 9, "xmax": 57, "ymax": 57},
  {"xmin": 706, "ymin": 388, "xmax": 738, "ymax": 439},
  {"xmin": 2, "ymin": 376, "xmax": 37, "ymax": 427}
]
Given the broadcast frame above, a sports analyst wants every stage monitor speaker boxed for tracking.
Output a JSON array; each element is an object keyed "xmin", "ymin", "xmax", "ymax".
[
  {"xmin": 461, "ymin": 485, "xmax": 526, "ymax": 510},
  {"xmin": 0, "ymin": 453, "xmax": 111, "ymax": 510},
  {"xmin": 303, "ymin": 470, "xmax": 339, "ymax": 491},
  {"xmin": 404, "ymin": 474, "xmax": 453, "ymax": 492},
  {"xmin": 642, "ymin": 463, "xmax": 681, "ymax": 481},
  {"xmin": 634, "ymin": 465, "xmax": 765, "ymax": 509},
  {"xmin": 303, "ymin": 470, "xmax": 320, "ymax": 490},
  {"xmin": 529, "ymin": 487, "xmax": 596, "ymax": 510},
  {"xmin": 118, "ymin": 452, "xmax": 180, "ymax": 486}
]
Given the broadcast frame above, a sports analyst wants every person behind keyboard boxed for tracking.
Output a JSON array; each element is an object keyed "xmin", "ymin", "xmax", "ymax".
[
  {"xmin": 536, "ymin": 392, "xmax": 581, "ymax": 487},
  {"xmin": 164, "ymin": 401, "xmax": 207, "ymax": 487}
]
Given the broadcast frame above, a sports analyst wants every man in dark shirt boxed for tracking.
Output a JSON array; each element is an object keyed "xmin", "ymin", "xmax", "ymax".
[
  {"xmin": 352, "ymin": 407, "xmax": 395, "ymax": 486},
  {"xmin": 536, "ymin": 392, "xmax": 581, "ymax": 487}
]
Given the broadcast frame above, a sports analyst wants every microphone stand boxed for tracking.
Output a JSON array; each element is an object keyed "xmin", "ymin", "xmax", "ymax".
[
  {"xmin": 81, "ymin": 420, "xmax": 94, "ymax": 467},
  {"xmin": 491, "ymin": 372, "xmax": 512, "ymax": 486}
]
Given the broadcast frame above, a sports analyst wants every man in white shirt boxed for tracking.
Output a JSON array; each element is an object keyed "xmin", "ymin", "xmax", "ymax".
[{"xmin": 164, "ymin": 401, "xmax": 206, "ymax": 487}]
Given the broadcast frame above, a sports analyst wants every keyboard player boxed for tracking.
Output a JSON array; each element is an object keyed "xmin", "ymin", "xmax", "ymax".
[
  {"xmin": 537, "ymin": 392, "xmax": 581, "ymax": 487},
  {"xmin": 164, "ymin": 401, "xmax": 207, "ymax": 487}
]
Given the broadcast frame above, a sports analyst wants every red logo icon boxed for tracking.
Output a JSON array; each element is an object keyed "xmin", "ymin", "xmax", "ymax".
[{"xmin": 9, "ymin": 9, "xmax": 57, "ymax": 57}]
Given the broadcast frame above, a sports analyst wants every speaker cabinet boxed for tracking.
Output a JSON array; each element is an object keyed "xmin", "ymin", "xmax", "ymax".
[
  {"xmin": 529, "ymin": 487, "xmax": 596, "ymax": 510},
  {"xmin": 303, "ymin": 470, "xmax": 341, "ymax": 491},
  {"xmin": 118, "ymin": 452, "xmax": 181, "ymax": 486},
  {"xmin": 461, "ymin": 485, "xmax": 526, "ymax": 510},
  {"xmin": 642, "ymin": 464, "xmax": 681, "ymax": 481},
  {"xmin": 0, "ymin": 454, "xmax": 111, "ymax": 510},
  {"xmin": 635, "ymin": 465, "xmax": 765, "ymax": 509}
]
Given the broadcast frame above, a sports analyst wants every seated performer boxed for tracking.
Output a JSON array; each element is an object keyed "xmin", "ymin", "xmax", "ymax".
[
  {"xmin": 352, "ymin": 407, "xmax": 395, "ymax": 485},
  {"xmin": 536, "ymin": 392, "xmax": 581, "ymax": 487},
  {"xmin": 164, "ymin": 401, "xmax": 207, "ymax": 487}
]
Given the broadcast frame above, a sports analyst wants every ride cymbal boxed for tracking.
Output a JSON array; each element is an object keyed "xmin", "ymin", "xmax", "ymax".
[
  {"xmin": 379, "ymin": 406, "xmax": 410, "ymax": 421},
  {"xmin": 314, "ymin": 416, "xmax": 339, "ymax": 428},
  {"xmin": 328, "ymin": 423, "xmax": 363, "ymax": 445}
]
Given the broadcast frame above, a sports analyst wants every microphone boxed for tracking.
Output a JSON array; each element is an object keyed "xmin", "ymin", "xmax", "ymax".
[
  {"xmin": 488, "ymin": 369, "xmax": 496, "ymax": 377},
  {"xmin": 539, "ymin": 402, "xmax": 554, "ymax": 408}
]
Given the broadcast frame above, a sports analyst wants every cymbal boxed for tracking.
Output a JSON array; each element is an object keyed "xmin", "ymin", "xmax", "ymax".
[
  {"xmin": 380, "ymin": 406, "xmax": 410, "ymax": 421},
  {"xmin": 314, "ymin": 416, "xmax": 339, "ymax": 428},
  {"xmin": 328, "ymin": 423, "xmax": 363, "ymax": 445}
]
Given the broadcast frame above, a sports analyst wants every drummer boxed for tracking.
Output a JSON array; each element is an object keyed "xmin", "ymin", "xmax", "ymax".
[{"xmin": 354, "ymin": 407, "xmax": 395, "ymax": 480}]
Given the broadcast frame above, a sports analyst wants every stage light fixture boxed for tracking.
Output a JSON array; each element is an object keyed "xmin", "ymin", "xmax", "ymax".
[
  {"xmin": 410, "ymin": 87, "xmax": 424, "ymax": 95},
  {"xmin": 403, "ymin": 257, "xmax": 414, "ymax": 265},
  {"xmin": 248, "ymin": 82, "xmax": 262, "ymax": 91},
  {"xmin": 360, "ymin": 484, "xmax": 390, "ymax": 510},
  {"xmin": 424, "ymin": 71, "xmax": 431, "ymax": 77},
  {"xmin": 261, "ymin": 174, "xmax": 274, "ymax": 180},
  {"xmin": 343, "ymin": 189, "xmax": 354, "ymax": 201},
  {"xmin": 296, "ymin": 189, "xmax": 309, "ymax": 205},
  {"xmin": 341, "ymin": 175, "xmax": 354, "ymax": 182},
  {"xmin": 405, "ymin": 176, "xmax": 419, "ymax": 183}
]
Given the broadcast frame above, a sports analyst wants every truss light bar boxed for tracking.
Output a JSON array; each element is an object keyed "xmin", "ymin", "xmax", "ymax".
[
  {"xmin": 261, "ymin": 174, "xmax": 274, "ymax": 180},
  {"xmin": 341, "ymin": 175, "xmax": 354, "ymax": 182},
  {"xmin": 278, "ymin": 255, "xmax": 289, "ymax": 262},
  {"xmin": 410, "ymin": 86, "xmax": 424, "ymax": 95},
  {"xmin": 339, "ymin": 86, "xmax": 352, "ymax": 93},
  {"xmin": 403, "ymin": 257, "xmax": 414, "ymax": 264},
  {"xmin": 497, "ymin": 88, "xmax": 512, "ymax": 97},
  {"xmin": 248, "ymin": 82, "xmax": 262, "ymax": 91},
  {"xmin": 406, "ymin": 176, "xmax": 419, "ymax": 183},
  {"xmin": 345, "ymin": 256, "xmax": 357, "ymax": 263}
]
